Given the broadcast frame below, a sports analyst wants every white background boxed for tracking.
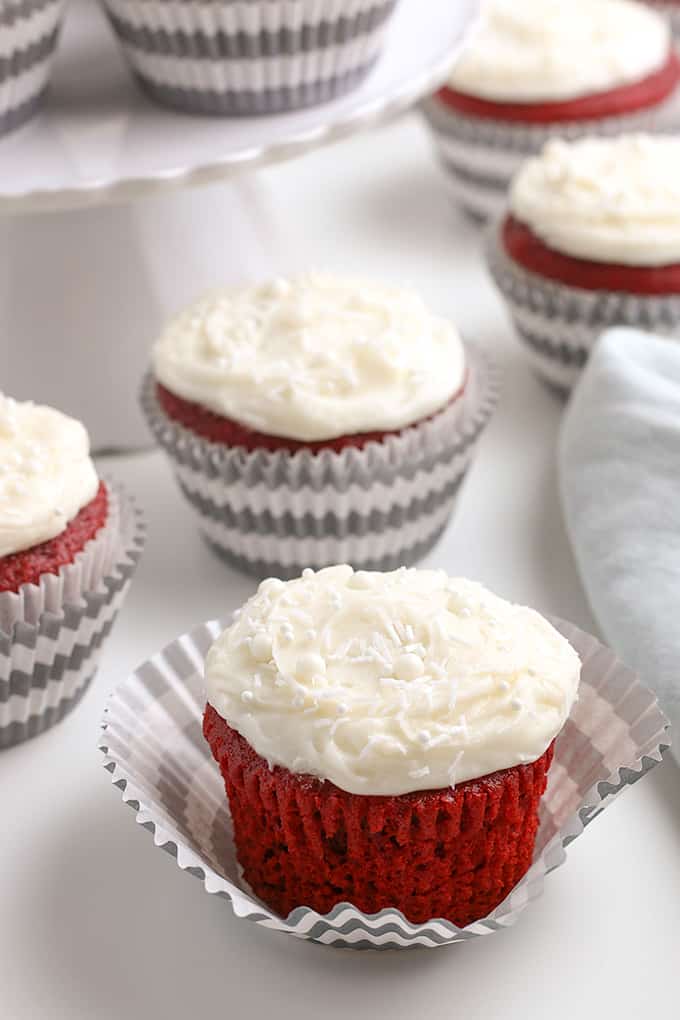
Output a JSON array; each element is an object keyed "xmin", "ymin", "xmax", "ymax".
[{"xmin": 1, "ymin": 113, "xmax": 679, "ymax": 1019}]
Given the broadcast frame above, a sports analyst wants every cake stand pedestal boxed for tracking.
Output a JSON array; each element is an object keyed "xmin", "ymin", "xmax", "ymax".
[{"xmin": 0, "ymin": 0, "xmax": 479, "ymax": 451}]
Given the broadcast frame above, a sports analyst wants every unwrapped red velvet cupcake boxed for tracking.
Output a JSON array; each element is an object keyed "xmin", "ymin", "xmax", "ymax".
[
  {"xmin": 0, "ymin": 395, "xmax": 144, "ymax": 748},
  {"xmin": 421, "ymin": 0, "xmax": 680, "ymax": 220},
  {"xmin": 486, "ymin": 134, "xmax": 680, "ymax": 390},
  {"xmin": 141, "ymin": 273, "xmax": 497, "ymax": 578},
  {"xmin": 203, "ymin": 565, "xmax": 581, "ymax": 925}
]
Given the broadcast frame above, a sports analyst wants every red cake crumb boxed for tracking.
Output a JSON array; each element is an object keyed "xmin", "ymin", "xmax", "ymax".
[
  {"xmin": 156, "ymin": 378, "xmax": 467, "ymax": 453},
  {"xmin": 0, "ymin": 482, "xmax": 109, "ymax": 594},
  {"xmin": 437, "ymin": 49, "xmax": 680, "ymax": 123},
  {"xmin": 503, "ymin": 214, "xmax": 680, "ymax": 294},
  {"xmin": 203, "ymin": 704, "xmax": 554, "ymax": 926}
]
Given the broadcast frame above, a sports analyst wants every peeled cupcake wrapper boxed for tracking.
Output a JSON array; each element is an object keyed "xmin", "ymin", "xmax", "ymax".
[
  {"xmin": 140, "ymin": 344, "xmax": 499, "ymax": 579},
  {"xmin": 99, "ymin": 616, "xmax": 669, "ymax": 950},
  {"xmin": 421, "ymin": 85, "xmax": 680, "ymax": 221},
  {"xmin": 0, "ymin": 0, "xmax": 66, "ymax": 137},
  {"xmin": 0, "ymin": 483, "xmax": 145, "ymax": 749},
  {"xmin": 101, "ymin": 0, "xmax": 398, "ymax": 116},
  {"xmin": 485, "ymin": 219, "xmax": 680, "ymax": 392}
]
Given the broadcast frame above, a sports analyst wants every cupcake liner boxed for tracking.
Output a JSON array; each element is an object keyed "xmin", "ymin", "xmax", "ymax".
[
  {"xmin": 101, "ymin": 0, "xmax": 398, "ymax": 116},
  {"xmin": 421, "ymin": 84, "xmax": 680, "ymax": 221},
  {"xmin": 0, "ymin": 484, "xmax": 122, "ymax": 634},
  {"xmin": 0, "ymin": 483, "xmax": 146, "ymax": 749},
  {"xmin": 0, "ymin": 0, "xmax": 66, "ymax": 137},
  {"xmin": 485, "ymin": 221, "xmax": 680, "ymax": 391},
  {"xmin": 648, "ymin": 2, "xmax": 680, "ymax": 38},
  {"xmin": 140, "ymin": 344, "xmax": 499, "ymax": 578},
  {"xmin": 99, "ymin": 616, "xmax": 670, "ymax": 950},
  {"xmin": 205, "ymin": 708, "xmax": 553, "ymax": 926}
]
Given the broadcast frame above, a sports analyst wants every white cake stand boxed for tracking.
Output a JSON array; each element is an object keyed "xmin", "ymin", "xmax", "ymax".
[{"xmin": 0, "ymin": 0, "xmax": 479, "ymax": 450}]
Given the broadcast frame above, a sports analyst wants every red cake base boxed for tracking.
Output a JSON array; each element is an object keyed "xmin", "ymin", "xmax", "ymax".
[
  {"xmin": 156, "ymin": 378, "xmax": 466, "ymax": 453},
  {"xmin": 437, "ymin": 49, "xmax": 680, "ymax": 123},
  {"xmin": 203, "ymin": 704, "xmax": 554, "ymax": 926},
  {"xmin": 503, "ymin": 214, "xmax": 680, "ymax": 295},
  {"xmin": 0, "ymin": 482, "xmax": 109, "ymax": 594}
]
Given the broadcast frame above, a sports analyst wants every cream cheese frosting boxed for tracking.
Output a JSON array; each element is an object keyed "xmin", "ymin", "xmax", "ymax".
[
  {"xmin": 152, "ymin": 273, "xmax": 466, "ymax": 442},
  {"xmin": 0, "ymin": 395, "xmax": 99, "ymax": 559},
  {"xmin": 510, "ymin": 134, "xmax": 680, "ymax": 266},
  {"xmin": 448, "ymin": 0, "xmax": 670, "ymax": 103},
  {"xmin": 205, "ymin": 565, "xmax": 580, "ymax": 796}
]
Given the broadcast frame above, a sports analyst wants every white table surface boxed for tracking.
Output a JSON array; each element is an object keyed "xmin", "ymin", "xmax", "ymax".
[{"xmin": 1, "ymin": 113, "xmax": 679, "ymax": 1020}]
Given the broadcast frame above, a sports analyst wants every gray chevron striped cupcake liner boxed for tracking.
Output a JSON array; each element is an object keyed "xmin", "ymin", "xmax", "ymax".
[
  {"xmin": 101, "ymin": 0, "xmax": 398, "ymax": 116},
  {"xmin": 421, "ymin": 84, "xmax": 680, "ymax": 222},
  {"xmin": 0, "ymin": 0, "xmax": 66, "ymax": 136},
  {"xmin": 140, "ymin": 344, "xmax": 499, "ymax": 578},
  {"xmin": 99, "ymin": 616, "xmax": 669, "ymax": 950},
  {"xmin": 486, "ymin": 221, "xmax": 680, "ymax": 392},
  {"xmin": 0, "ymin": 483, "xmax": 145, "ymax": 749},
  {"xmin": 648, "ymin": 2, "xmax": 680, "ymax": 38}
]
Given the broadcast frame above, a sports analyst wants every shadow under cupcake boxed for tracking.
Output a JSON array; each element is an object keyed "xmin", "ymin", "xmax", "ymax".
[
  {"xmin": 141, "ymin": 272, "xmax": 498, "ymax": 578},
  {"xmin": 421, "ymin": 0, "xmax": 680, "ymax": 221}
]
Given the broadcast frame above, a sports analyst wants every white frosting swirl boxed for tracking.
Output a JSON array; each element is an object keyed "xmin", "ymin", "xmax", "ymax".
[
  {"xmin": 0, "ymin": 395, "xmax": 99, "ymax": 558},
  {"xmin": 152, "ymin": 273, "xmax": 465, "ymax": 442},
  {"xmin": 449, "ymin": 0, "xmax": 670, "ymax": 102},
  {"xmin": 510, "ymin": 135, "xmax": 680, "ymax": 266},
  {"xmin": 205, "ymin": 565, "xmax": 580, "ymax": 796}
]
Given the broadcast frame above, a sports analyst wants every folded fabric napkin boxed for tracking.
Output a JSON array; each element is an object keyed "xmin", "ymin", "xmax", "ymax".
[{"xmin": 559, "ymin": 327, "xmax": 679, "ymax": 762}]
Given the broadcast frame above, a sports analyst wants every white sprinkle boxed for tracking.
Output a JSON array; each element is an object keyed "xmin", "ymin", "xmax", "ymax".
[
  {"xmin": 417, "ymin": 729, "xmax": 430, "ymax": 746},
  {"xmin": 408, "ymin": 766, "xmax": 431, "ymax": 780},
  {"xmin": 511, "ymin": 698, "xmax": 523, "ymax": 711},
  {"xmin": 393, "ymin": 653, "xmax": 425, "ymax": 682},
  {"xmin": 292, "ymin": 693, "xmax": 305, "ymax": 708},
  {"xmin": 302, "ymin": 567, "xmax": 314, "ymax": 579},
  {"xmin": 296, "ymin": 652, "xmax": 326, "ymax": 681},
  {"xmin": 305, "ymin": 628, "xmax": 317, "ymax": 642},
  {"xmin": 241, "ymin": 690, "xmax": 254, "ymax": 704},
  {"xmin": 499, "ymin": 680, "xmax": 510, "ymax": 692},
  {"xmin": 249, "ymin": 632, "xmax": 273, "ymax": 663}
]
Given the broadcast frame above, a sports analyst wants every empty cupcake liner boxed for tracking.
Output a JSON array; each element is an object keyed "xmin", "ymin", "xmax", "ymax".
[
  {"xmin": 421, "ymin": 84, "xmax": 680, "ymax": 221},
  {"xmin": 485, "ymin": 221, "xmax": 680, "ymax": 391},
  {"xmin": 140, "ymin": 344, "xmax": 499, "ymax": 578},
  {"xmin": 0, "ymin": 0, "xmax": 66, "ymax": 137},
  {"xmin": 101, "ymin": 0, "xmax": 398, "ymax": 115},
  {"xmin": 99, "ymin": 616, "xmax": 669, "ymax": 950},
  {"xmin": 0, "ymin": 482, "xmax": 146, "ymax": 749}
]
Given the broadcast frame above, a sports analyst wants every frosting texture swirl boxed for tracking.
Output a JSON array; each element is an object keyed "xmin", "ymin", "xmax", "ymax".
[
  {"xmin": 0, "ymin": 395, "xmax": 99, "ymax": 559},
  {"xmin": 449, "ymin": 0, "xmax": 670, "ymax": 103},
  {"xmin": 510, "ymin": 135, "xmax": 680, "ymax": 266},
  {"xmin": 205, "ymin": 565, "xmax": 580, "ymax": 796},
  {"xmin": 152, "ymin": 273, "xmax": 465, "ymax": 442}
]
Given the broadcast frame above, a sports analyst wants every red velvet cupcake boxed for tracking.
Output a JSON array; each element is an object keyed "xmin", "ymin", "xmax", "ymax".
[
  {"xmin": 141, "ymin": 273, "xmax": 497, "ymax": 579},
  {"xmin": 0, "ymin": 395, "xmax": 144, "ymax": 748},
  {"xmin": 421, "ymin": 0, "xmax": 680, "ymax": 220},
  {"xmin": 487, "ymin": 134, "xmax": 680, "ymax": 390},
  {"xmin": 203, "ymin": 565, "xmax": 581, "ymax": 926}
]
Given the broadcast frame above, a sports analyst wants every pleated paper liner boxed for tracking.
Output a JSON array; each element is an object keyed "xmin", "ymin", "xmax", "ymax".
[
  {"xmin": 421, "ymin": 86, "xmax": 680, "ymax": 221},
  {"xmin": 485, "ymin": 220, "xmax": 680, "ymax": 392},
  {"xmin": 101, "ymin": 0, "xmax": 398, "ymax": 115},
  {"xmin": 100, "ymin": 617, "xmax": 669, "ymax": 950},
  {"xmin": 141, "ymin": 344, "xmax": 499, "ymax": 578},
  {"xmin": 0, "ymin": 483, "xmax": 146, "ymax": 749},
  {"xmin": 0, "ymin": 0, "xmax": 66, "ymax": 137}
]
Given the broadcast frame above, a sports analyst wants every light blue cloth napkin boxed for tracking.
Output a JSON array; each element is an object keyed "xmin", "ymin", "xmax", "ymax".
[{"xmin": 559, "ymin": 327, "xmax": 680, "ymax": 761}]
